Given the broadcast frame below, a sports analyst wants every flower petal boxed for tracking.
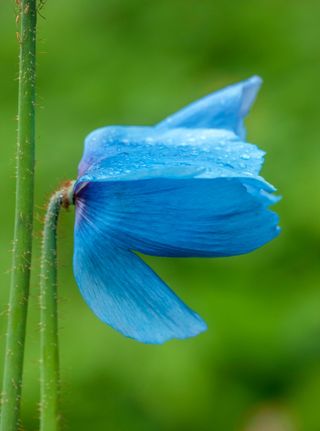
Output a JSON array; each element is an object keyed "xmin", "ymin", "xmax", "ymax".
[
  {"xmin": 73, "ymin": 215, "xmax": 207, "ymax": 344},
  {"xmin": 77, "ymin": 127, "xmax": 265, "ymax": 182},
  {"xmin": 156, "ymin": 76, "xmax": 262, "ymax": 139},
  {"xmin": 75, "ymin": 177, "xmax": 279, "ymax": 258}
]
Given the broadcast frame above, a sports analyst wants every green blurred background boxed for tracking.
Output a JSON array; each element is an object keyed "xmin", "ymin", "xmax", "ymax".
[{"xmin": 1, "ymin": 0, "xmax": 320, "ymax": 430}]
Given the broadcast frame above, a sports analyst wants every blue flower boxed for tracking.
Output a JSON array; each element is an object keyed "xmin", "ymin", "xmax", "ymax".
[{"xmin": 72, "ymin": 76, "xmax": 280, "ymax": 344}]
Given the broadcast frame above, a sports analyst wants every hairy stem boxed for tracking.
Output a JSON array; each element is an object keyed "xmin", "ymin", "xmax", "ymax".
[
  {"xmin": 0, "ymin": 2, "xmax": 37, "ymax": 430},
  {"xmin": 40, "ymin": 182, "xmax": 74, "ymax": 431}
]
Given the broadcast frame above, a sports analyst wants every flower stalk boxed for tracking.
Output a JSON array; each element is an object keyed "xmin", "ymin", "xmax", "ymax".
[
  {"xmin": 40, "ymin": 182, "xmax": 74, "ymax": 431},
  {"xmin": 0, "ymin": 2, "xmax": 37, "ymax": 430}
]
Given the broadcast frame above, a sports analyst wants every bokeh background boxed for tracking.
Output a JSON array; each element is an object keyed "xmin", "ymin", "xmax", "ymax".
[{"xmin": 1, "ymin": 0, "xmax": 320, "ymax": 430}]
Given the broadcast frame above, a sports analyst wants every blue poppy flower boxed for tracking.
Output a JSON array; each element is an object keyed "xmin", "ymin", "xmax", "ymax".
[{"xmin": 72, "ymin": 76, "xmax": 280, "ymax": 344}]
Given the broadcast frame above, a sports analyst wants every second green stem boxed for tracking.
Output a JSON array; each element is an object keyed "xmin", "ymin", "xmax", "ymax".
[{"xmin": 40, "ymin": 183, "xmax": 74, "ymax": 431}]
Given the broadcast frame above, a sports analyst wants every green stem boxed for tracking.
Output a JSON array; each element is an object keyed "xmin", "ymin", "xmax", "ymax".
[
  {"xmin": 0, "ymin": 2, "xmax": 37, "ymax": 430},
  {"xmin": 40, "ymin": 183, "xmax": 74, "ymax": 431}
]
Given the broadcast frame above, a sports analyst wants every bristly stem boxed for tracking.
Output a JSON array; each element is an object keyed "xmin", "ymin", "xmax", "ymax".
[
  {"xmin": 0, "ymin": 2, "xmax": 37, "ymax": 430},
  {"xmin": 40, "ymin": 182, "xmax": 75, "ymax": 431}
]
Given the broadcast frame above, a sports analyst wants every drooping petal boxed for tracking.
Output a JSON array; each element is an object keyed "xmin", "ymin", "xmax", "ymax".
[
  {"xmin": 75, "ymin": 177, "xmax": 279, "ymax": 258},
  {"xmin": 77, "ymin": 127, "xmax": 265, "ymax": 182},
  {"xmin": 73, "ymin": 213, "xmax": 207, "ymax": 343},
  {"xmin": 156, "ymin": 76, "xmax": 262, "ymax": 139}
]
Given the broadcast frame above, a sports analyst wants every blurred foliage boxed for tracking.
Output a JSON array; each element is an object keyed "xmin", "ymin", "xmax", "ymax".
[{"xmin": 1, "ymin": 0, "xmax": 320, "ymax": 430}]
